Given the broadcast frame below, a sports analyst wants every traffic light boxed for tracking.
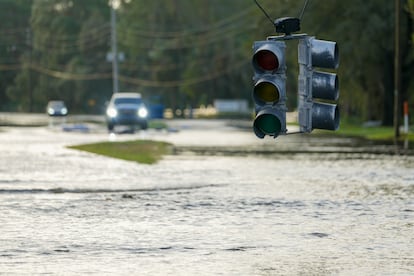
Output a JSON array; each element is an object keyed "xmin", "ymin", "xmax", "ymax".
[
  {"xmin": 252, "ymin": 40, "xmax": 287, "ymax": 138},
  {"xmin": 298, "ymin": 36, "xmax": 339, "ymax": 133}
]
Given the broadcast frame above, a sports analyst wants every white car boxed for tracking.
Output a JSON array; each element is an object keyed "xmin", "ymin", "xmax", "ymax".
[
  {"xmin": 105, "ymin": 93, "xmax": 149, "ymax": 131},
  {"xmin": 46, "ymin": 101, "xmax": 68, "ymax": 116}
]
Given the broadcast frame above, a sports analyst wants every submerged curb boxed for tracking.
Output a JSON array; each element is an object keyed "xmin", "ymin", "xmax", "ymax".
[{"xmin": 173, "ymin": 145, "xmax": 414, "ymax": 157}]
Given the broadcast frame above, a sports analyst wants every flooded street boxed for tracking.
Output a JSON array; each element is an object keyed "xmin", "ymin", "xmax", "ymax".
[{"xmin": 0, "ymin": 124, "xmax": 413, "ymax": 275}]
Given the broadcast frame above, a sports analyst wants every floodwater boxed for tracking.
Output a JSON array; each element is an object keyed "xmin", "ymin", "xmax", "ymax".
[{"xmin": 0, "ymin": 126, "xmax": 413, "ymax": 275}]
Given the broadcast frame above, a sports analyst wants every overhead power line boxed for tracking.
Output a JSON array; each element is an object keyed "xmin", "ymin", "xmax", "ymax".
[
  {"xmin": 0, "ymin": 58, "xmax": 248, "ymax": 88},
  {"xmin": 118, "ymin": 6, "xmax": 256, "ymax": 39},
  {"xmin": 0, "ymin": 3, "xmax": 256, "ymax": 88},
  {"xmin": 119, "ymin": 59, "xmax": 249, "ymax": 88},
  {"xmin": 118, "ymin": 22, "xmax": 254, "ymax": 51},
  {"xmin": 29, "ymin": 63, "xmax": 112, "ymax": 80},
  {"xmin": 0, "ymin": 64, "xmax": 22, "ymax": 71}
]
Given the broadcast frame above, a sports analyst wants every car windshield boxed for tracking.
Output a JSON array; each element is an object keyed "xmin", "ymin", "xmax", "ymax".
[
  {"xmin": 49, "ymin": 101, "xmax": 65, "ymax": 108},
  {"xmin": 114, "ymin": 98, "xmax": 142, "ymax": 105}
]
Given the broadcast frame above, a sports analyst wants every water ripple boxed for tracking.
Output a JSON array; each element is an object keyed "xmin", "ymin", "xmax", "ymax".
[{"xmin": 0, "ymin": 184, "xmax": 227, "ymax": 195}]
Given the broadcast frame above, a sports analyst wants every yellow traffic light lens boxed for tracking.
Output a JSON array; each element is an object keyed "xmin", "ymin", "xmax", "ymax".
[
  {"xmin": 255, "ymin": 50, "xmax": 279, "ymax": 71},
  {"xmin": 255, "ymin": 114, "xmax": 281, "ymax": 136},
  {"xmin": 255, "ymin": 81, "xmax": 280, "ymax": 104}
]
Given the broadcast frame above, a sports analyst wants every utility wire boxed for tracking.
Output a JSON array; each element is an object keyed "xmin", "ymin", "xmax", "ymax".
[
  {"xmin": 253, "ymin": 0, "xmax": 274, "ymax": 26},
  {"xmin": 298, "ymin": 0, "xmax": 310, "ymax": 20},
  {"xmin": 118, "ymin": 24, "xmax": 254, "ymax": 51},
  {"xmin": 119, "ymin": 6, "xmax": 256, "ymax": 38},
  {"xmin": 1, "ymin": 5, "xmax": 253, "ymax": 55},
  {"xmin": 0, "ymin": 3, "xmax": 255, "ymax": 87},
  {"xmin": 118, "ymin": 59, "xmax": 249, "ymax": 88},
  {"xmin": 0, "ymin": 57, "xmax": 248, "ymax": 88}
]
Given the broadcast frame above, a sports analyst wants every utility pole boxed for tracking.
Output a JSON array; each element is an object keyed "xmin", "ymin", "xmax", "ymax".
[
  {"xmin": 26, "ymin": 28, "xmax": 33, "ymax": 112},
  {"xmin": 394, "ymin": 0, "xmax": 401, "ymax": 140},
  {"xmin": 111, "ymin": 4, "xmax": 119, "ymax": 94}
]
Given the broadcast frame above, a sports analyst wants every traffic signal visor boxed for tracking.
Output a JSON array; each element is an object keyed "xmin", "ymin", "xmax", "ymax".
[
  {"xmin": 253, "ymin": 107, "xmax": 284, "ymax": 138},
  {"xmin": 298, "ymin": 36, "xmax": 340, "ymax": 133},
  {"xmin": 252, "ymin": 42, "xmax": 285, "ymax": 73},
  {"xmin": 253, "ymin": 76, "xmax": 284, "ymax": 106}
]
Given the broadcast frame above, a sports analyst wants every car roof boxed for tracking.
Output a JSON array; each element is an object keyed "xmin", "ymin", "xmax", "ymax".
[
  {"xmin": 111, "ymin": 92, "xmax": 142, "ymax": 99},
  {"xmin": 47, "ymin": 100, "xmax": 65, "ymax": 105}
]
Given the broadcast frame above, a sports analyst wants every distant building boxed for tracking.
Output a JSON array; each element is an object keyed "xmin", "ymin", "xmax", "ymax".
[{"xmin": 214, "ymin": 99, "xmax": 249, "ymax": 114}]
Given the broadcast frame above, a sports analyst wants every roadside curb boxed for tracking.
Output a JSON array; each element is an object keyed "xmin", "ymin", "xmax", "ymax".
[{"xmin": 172, "ymin": 145, "xmax": 414, "ymax": 157}]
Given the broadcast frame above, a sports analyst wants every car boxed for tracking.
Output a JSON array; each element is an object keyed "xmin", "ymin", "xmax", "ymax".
[
  {"xmin": 105, "ymin": 92, "xmax": 149, "ymax": 132},
  {"xmin": 46, "ymin": 100, "xmax": 68, "ymax": 116}
]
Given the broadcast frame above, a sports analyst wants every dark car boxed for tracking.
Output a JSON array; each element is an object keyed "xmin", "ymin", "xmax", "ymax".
[
  {"xmin": 105, "ymin": 92, "xmax": 149, "ymax": 131},
  {"xmin": 46, "ymin": 100, "xmax": 68, "ymax": 116}
]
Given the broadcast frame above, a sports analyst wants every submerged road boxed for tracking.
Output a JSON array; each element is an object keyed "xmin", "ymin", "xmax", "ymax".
[{"xmin": 0, "ymin": 122, "xmax": 413, "ymax": 275}]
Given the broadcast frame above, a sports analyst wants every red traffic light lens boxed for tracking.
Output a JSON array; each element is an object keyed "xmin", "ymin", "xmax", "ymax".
[{"xmin": 255, "ymin": 50, "xmax": 279, "ymax": 71}]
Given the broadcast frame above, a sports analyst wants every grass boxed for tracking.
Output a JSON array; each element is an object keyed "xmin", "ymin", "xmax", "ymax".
[
  {"xmin": 333, "ymin": 121, "xmax": 414, "ymax": 143},
  {"xmin": 67, "ymin": 119, "xmax": 413, "ymax": 163},
  {"xmin": 148, "ymin": 120, "xmax": 168, "ymax": 130},
  {"xmin": 68, "ymin": 140, "xmax": 173, "ymax": 164}
]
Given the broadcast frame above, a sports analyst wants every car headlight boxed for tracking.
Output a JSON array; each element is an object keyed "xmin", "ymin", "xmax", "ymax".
[
  {"xmin": 47, "ymin": 108, "xmax": 55, "ymax": 115},
  {"xmin": 61, "ymin": 107, "xmax": 68, "ymax": 115},
  {"xmin": 106, "ymin": 108, "xmax": 117, "ymax": 118},
  {"xmin": 138, "ymin": 107, "xmax": 148, "ymax": 118}
]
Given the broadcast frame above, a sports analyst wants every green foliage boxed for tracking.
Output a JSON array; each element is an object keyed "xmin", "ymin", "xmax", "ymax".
[
  {"xmin": 68, "ymin": 140, "xmax": 172, "ymax": 164},
  {"xmin": 336, "ymin": 120, "xmax": 414, "ymax": 143},
  {"xmin": 303, "ymin": 0, "xmax": 412, "ymax": 125},
  {"xmin": 117, "ymin": 1, "xmax": 255, "ymax": 108},
  {"xmin": 0, "ymin": 0, "xmax": 32, "ymax": 111},
  {"xmin": 5, "ymin": 0, "xmax": 112, "ymax": 113},
  {"xmin": 0, "ymin": 0, "xmax": 413, "ymax": 127},
  {"xmin": 409, "ymin": 0, "xmax": 414, "ymax": 20}
]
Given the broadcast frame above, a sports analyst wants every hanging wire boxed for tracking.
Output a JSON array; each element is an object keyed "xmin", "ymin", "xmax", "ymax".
[
  {"xmin": 253, "ymin": 0, "xmax": 274, "ymax": 27},
  {"xmin": 298, "ymin": 0, "xmax": 310, "ymax": 21}
]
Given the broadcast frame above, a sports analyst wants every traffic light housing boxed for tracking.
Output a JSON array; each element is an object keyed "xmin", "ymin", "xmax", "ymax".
[
  {"xmin": 298, "ymin": 36, "xmax": 339, "ymax": 133},
  {"xmin": 252, "ymin": 40, "xmax": 287, "ymax": 138}
]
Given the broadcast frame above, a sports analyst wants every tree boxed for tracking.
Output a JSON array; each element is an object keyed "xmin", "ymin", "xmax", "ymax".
[
  {"xmin": 7, "ymin": 0, "xmax": 111, "ymax": 113},
  {"xmin": 301, "ymin": 0, "xmax": 413, "ymax": 125},
  {"xmin": 1, "ymin": 0, "xmax": 412, "ymax": 122},
  {"xmin": 117, "ymin": 0, "xmax": 255, "ymax": 110},
  {"xmin": 0, "ymin": 0, "xmax": 32, "ymax": 111}
]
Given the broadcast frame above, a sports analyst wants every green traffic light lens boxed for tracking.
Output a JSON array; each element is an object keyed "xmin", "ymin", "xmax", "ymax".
[
  {"xmin": 255, "ymin": 114, "xmax": 281, "ymax": 135},
  {"xmin": 255, "ymin": 81, "xmax": 280, "ymax": 104}
]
